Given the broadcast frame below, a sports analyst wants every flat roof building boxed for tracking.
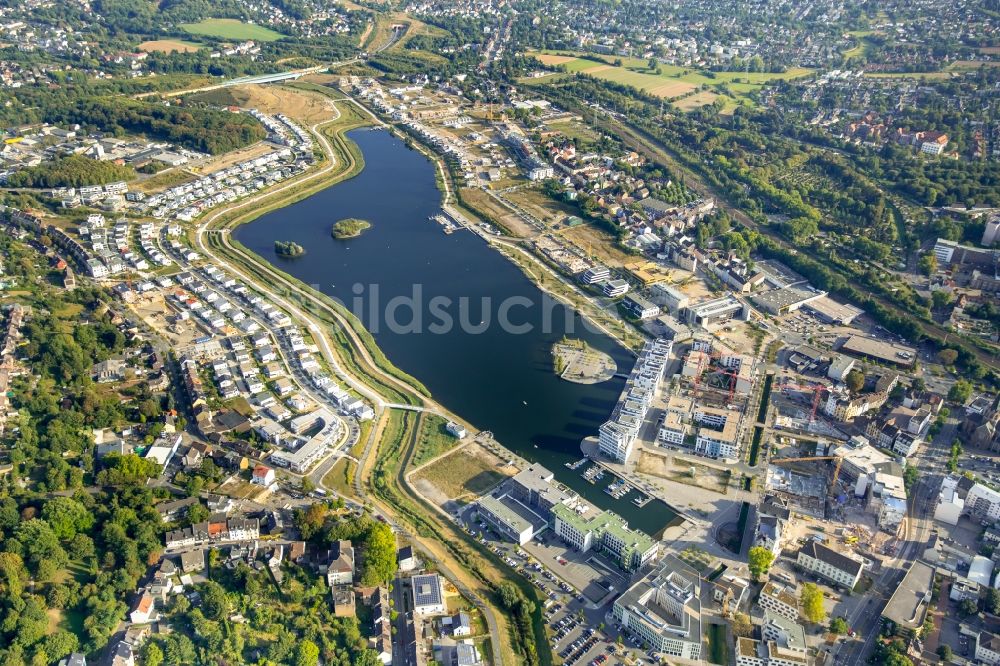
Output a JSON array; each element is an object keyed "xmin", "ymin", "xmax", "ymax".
[
  {"xmin": 881, "ymin": 560, "xmax": 934, "ymax": 637},
  {"xmin": 412, "ymin": 573, "xmax": 445, "ymax": 616},
  {"xmin": 612, "ymin": 555, "xmax": 702, "ymax": 661},
  {"xmin": 840, "ymin": 335, "xmax": 916, "ymax": 367},
  {"xmin": 686, "ymin": 296, "xmax": 746, "ymax": 330},
  {"xmin": 552, "ymin": 503, "xmax": 658, "ymax": 572},
  {"xmin": 751, "ymin": 286, "xmax": 825, "ymax": 316},
  {"xmin": 803, "ymin": 296, "xmax": 864, "ymax": 324}
]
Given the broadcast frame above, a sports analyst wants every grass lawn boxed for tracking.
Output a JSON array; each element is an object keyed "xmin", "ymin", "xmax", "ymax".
[
  {"xmin": 706, "ymin": 624, "xmax": 729, "ymax": 665},
  {"xmin": 350, "ymin": 420, "xmax": 372, "ymax": 459},
  {"xmin": 413, "ymin": 447, "xmax": 507, "ymax": 500},
  {"xmin": 180, "ymin": 18, "xmax": 284, "ymax": 41},
  {"xmin": 322, "ymin": 458, "xmax": 356, "ymax": 497},
  {"xmin": 545, "ymin": 118, "xmax": 603, "ymax": 147},
  {"xmin": 411, "ymin": 413, "xmax": 459, "ymax": 468},
  {"xmin": 841, "ymin": 30, "xmax": 878, "ymax": 59}
]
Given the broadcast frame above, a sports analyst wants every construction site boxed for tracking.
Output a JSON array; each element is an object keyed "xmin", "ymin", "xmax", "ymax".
[{"xmin": 762, "ymin": 433, "xmax": 902, "ymax": 559}]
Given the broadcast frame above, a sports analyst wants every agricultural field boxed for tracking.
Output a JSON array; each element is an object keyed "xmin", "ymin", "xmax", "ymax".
[
  {"xmin": 180, "ymin": 18, "xmax": 284, "ymax": 41},
  {"xmin": 526, "ymin": 50, "xmax": 814, "ymax": 104},
  {"xmin": 138, "ymin": 39, "xmax": 202, "ymax": 53}
]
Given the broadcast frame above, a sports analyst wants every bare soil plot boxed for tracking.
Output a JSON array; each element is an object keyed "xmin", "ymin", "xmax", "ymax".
[
  {"xmin": 558, "ymin": 223, "xmax": 634, "ymax": 267},
  {"xmin": 191, "ymin": 83, "xmax": 336, "ymax": 125},
  {"xmin": 534, "ymin": 53, "xmax": 579, "ymax": 66},
  {"xmin": 190, "ymin": 141, "xmax": 276, "ymax": 174},
  {"xmin": 138, "ymin": 39, "xmax": 201, "ymax": 53},
  {"xmin": 133, "ymin": 168, "xmax": 195, "ymax": 194},
  {"xmin": 506, "ymin": 187, "xmax": 579, "ymax": 226},
  {"xmin": 636, "ymin": 449, "xmax": 732, "ymax": 495},
  {"xmin": 460, "ymin": 188, "xmax": 536, "ymax": 238}
]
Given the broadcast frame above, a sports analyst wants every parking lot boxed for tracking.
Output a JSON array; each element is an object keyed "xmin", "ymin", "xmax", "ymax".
[
  {"xmin": 460, "ymin": 513, "xmax": 636, "ymax": 665},
  {"xmin": 522, "ymin": 530, "xmax": 628, "ymax": 605}
]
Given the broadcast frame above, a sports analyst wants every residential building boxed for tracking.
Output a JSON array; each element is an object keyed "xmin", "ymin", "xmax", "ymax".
[
  {"xmin": 252, "ymin": 464, "xmax": 276, "ymax": 486},
  {"xmin": 398, "ymin": 546, "xmax": 416, "ymax": 572},
  {"xmin": 795, "ymin": 542, "xmax": 863, "ymax": 590},
  {"xmin": 966, "ymin": 482, "xmax": 1000, "ymax": 522},
  {"xmin": 602, "ymin": 279, "xmax": 630, "ymax": 297},
  {"xmin": 978, "ymin": 632, "xmax": 1000, "ymax": 665},
  {"xmin": 757, "ymin": 582, "xmax": 799, "ymax": 622},
  {"xmin": 129, "ymin": 592, "xmax": 155, "ymax": 624},
  {"xmin": 326, "ymin": 540, "xmax": 355, "ymax": 587},
  {"xmin": 412, "ymin": 573, "xmax": 446, "ymax": 615},
  {"xmin": 761, "ymin": 611, "xmax": 807, "ymax": 657}
]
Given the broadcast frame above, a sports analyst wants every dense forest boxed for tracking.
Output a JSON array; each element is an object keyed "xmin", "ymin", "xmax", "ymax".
[
  {"xmin": 41, "ymin": 99, "xmax": 267, "ymax": 155},
  {"xmin": 6, "ymin": 155, "xmax": 136, "ymax": 189}
]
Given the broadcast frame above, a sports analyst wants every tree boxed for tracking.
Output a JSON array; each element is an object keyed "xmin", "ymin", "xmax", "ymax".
[
  {"xmin": 748, "ymin": 546, "xmax": 775, "ymax": 580},
  {"xmin": 845, "ymin": 369, "xmax": 865, "ymax": 394},
  {"xmin": 13, "ymin": 518, "xmax": 67, "ymax": 578},
  {"xmin": 42, "ymin": 496, "xmax": 94, "ymax": 540},
  {"xmin": 355, "ymin": 650, "xmax": 385, "ymax": 666},
  {"xmin": 800, "ymin": 583, "xmax": 826, "ymax": 624},
  {"xmin": 987, "ymin": 588, "xmax": 1000, "ymax": 615},
  {"xmin": 829, "ymin": 616, "xmax": 849, "ymax": 634},
  {"xmin": 295, "ymin": 639, "xmax": 320, "ymax": 666},
  {"xmin": 919, "ymin": 253, "xmax": 937, "ymax": 276},
  {"xmin": 142, "ymin": 642, "xmax": 164, "ymax": 666},
  {"xmin": 931, "ymin": 290, "xmax": 953, "ymax": 309},
  {"xmin": 187, "ymin": 503, "xmax": 209, "ymax": 525},
  {"xmin": 959, "ymin": 598, "xmax": 979, "ymax": 617},
  {"xmin": 949, "ymin": 379, "xmax": 972, "ymax": 404},
  {"xmin": 201, "ymin": 581, "xmax": 231, "ymax": 620},
  {"xmin": 937, "ymin": 644, "xmax": 953, "ymax": 661},
  {"xmin": 937, "ymin": 349, "xmax": 958, "ymax": 366},
  {"xmin": 497, "ymin": 581, "xmax": 520, "ymax": 609},
  {"xmin": 731, "ymin": 612, "xmax": 752, "ymax": 637},
  {"xmin": 360, "ymin": 522, "xmax": 397, "ymax": 586}
]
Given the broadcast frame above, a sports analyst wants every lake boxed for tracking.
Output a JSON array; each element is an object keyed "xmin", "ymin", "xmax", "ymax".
[{"xmin": 234, "ymin": 128, "xmax": 680, "ymax": 535}]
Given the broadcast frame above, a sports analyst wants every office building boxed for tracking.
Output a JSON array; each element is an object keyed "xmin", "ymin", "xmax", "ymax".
[{"xmin": 612, "ymin": 555, "xmax": 702, "ymax": 660}]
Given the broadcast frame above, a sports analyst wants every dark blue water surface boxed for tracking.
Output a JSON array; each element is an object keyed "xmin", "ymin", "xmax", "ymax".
[{"xmin": 234, "ymin": 128, "xmax": 678, "ymax": 534}]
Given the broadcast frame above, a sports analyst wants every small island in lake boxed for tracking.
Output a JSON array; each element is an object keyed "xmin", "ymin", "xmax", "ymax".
[
  {"xmin": 332, "ymin": 218, "xmax": 372, "ymax": 239},
  {"xmin": 552, "ymin": 337, "xmax": 616, "ymax": 384},
  {"xmin": 274, "ymin": 240, "xmax": 306, "ymax": 257}
]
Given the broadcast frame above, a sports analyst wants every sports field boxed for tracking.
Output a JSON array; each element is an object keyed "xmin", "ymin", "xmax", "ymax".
[
  {"xmin": 138, "ymin": 39, "xmax": 202, "ymax": 53},
  {"xmin": 180, "ymin": 18, "xmax": 284, "ymax": 41},
  {"xmin": 527, "ymin": 50, "xmax": 813, "ymax": 105}
]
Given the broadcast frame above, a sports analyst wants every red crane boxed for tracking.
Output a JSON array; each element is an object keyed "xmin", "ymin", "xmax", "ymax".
[{"xmin": 776, "ymin": 380, "xmax": 827, "ymax": 422}]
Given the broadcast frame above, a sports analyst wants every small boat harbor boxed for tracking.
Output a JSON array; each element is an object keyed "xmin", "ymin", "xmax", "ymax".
[
  {"xmin": 430, "ymin": 213, "xmax": 461, "ymax": 234},
  {"xmin": 566, "ymin": 457, "xmax": 652, "ymax": 508}
]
